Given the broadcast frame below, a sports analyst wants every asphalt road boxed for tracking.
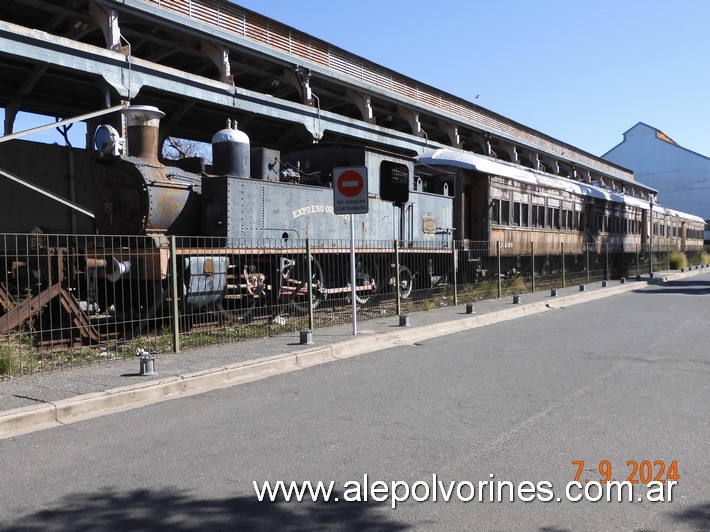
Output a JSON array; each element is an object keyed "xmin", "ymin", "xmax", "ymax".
[{"xmin": 0, "ymin": 277, "xmax": 708, "ymax": 531}]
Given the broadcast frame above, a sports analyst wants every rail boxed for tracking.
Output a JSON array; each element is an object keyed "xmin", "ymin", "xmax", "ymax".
[{"xmin": 142, "ymin": 0, "xmax": 630, "ymax": 180}]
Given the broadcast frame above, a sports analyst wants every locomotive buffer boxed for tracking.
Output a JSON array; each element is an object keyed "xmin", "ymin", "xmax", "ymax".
[{"xmin": 333, "ymin": 167, "xmax": 369, "ymax": 335}]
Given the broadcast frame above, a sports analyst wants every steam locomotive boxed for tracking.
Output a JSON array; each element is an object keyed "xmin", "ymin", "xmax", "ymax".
[{"xmin": 89, "ymin": 106, "xmax": 454, "ymax": 323}]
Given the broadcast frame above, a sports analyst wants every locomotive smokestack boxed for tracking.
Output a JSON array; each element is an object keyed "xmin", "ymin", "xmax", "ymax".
[{"xmin": 123, "ymin": 105, "xmax": 165, "ymax": 165}]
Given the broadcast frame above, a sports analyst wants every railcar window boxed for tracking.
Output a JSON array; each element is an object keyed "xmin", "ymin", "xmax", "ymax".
[
  {"xmin": 653, "ymin": 222, "xmax": 659, "ymax": 236},
  {"xmin": 491, "ymin": 199, "xmax": 500, "ymax": 224},
  {"xmin": 521, "ymin": 204, "xmax": 529, "ymax": 227},
  {"xmin": 513, "ymin": 202, "xmax": 521, "ymax": 226},
  {"xmin": 380, "ymin": 161, "xmax": 409, "ymax": 205},
  {"xmin": 501, "ymin": 200, "xmax": 510, "ymax": 225}
]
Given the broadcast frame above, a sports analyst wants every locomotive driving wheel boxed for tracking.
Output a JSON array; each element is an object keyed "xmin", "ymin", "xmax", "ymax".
[
  {"xmin": 282, "ymin": 255, "xmax": 326, "ymax": 315},
  {"xmin": 346, "ymin": 258, "xmax": 380, "ymax": 306},
  {"xmin": 222, "ymin": 264, "xmax": 262, "ymax": 323},
  {"xmin": 397, "ymin": 265, "xmax": 414, "ymax": 299}
]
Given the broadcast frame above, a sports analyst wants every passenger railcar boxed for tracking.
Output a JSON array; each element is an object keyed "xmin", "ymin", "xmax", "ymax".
[{"xmin": 417, "ymin": 148, "xmax": 704, "ymax": 277}]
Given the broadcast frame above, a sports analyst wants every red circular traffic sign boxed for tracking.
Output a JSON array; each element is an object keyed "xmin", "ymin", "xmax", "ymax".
[{"xmin": 337, "ymin": 169, "xmax": 364, "ymax": 197}]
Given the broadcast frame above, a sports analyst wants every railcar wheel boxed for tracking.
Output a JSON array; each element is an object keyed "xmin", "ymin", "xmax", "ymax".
[
  {"xmin": 284, "ymin": 255, "xmax": 326, "ymax": 314},
  {"xmin": 398, "ymin": 266, "xmax": 414, "ymax": 299}
]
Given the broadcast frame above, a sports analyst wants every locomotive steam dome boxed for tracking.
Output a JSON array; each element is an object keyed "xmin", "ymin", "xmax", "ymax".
[{"xmin": 212, "ymin": 120, "xmax": 250, "ymax": 177}]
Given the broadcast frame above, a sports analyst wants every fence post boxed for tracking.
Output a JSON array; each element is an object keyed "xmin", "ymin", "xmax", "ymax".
[
  {"xmin": 170, "ymin": 235, "xmax": 181, "ymax": 354},
  {"xmin": 561, "ymin": 241, "xmax": 566, "ymax": 288},
  {"xmin": 306, "ymin": 237, "xmax": 314, "ymax": 331},
  {"xmin": 395, "ymin": 239, "xmax": 401, "ymax": 316},
  {"xmin": 586, "ymin": 242, "xmax": 590, "ymax": 284},
  {"xmin": 452, "ymin": 241, "xmax": 458, "ymax": 305},
  {"xmin": 605, "ymin": 241, "xmax": 609, "ymax": 281},
  {"xmin": 531, "ymin": 241, "xmax": 535, "ymax": 294},
  {"xmin": 636, "ymin": 243, "xmax": 640, "ymax": 278},
  {"xmin": 497, "ymin": 241, "xmax": 502, "ymax": 299}
]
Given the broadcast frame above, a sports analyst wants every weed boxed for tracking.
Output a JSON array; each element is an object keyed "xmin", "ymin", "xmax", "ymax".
[{"xmin": 669, "ymin": 251, "xmax": 688, "ymax": 270}]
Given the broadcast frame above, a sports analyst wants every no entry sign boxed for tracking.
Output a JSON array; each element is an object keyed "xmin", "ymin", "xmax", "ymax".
[{"xmin": 333, "ymin": 166, "xmax": 368, "ymax": 214}]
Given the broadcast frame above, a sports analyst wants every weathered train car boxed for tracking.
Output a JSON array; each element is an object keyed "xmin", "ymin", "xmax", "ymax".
[{"xmin": 418, "ymin": 148, "xmax": 705, "ymax": 261}]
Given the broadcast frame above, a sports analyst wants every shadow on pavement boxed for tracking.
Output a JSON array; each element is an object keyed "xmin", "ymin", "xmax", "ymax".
[
  {"xmin": 0, "ymin": 487, "xmax": 410, "ymax": 531},
  {"xmin": 635, "ymin": 279, "xmax": 710, "ymax": 296},
  {"xmin": 668, "ymin": 501, "xmax": 710, "ymax": 531}
]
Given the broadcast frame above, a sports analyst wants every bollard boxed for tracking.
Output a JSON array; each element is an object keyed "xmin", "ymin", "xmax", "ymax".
[
  {"xmin": 550, "ymin": 288, "xmax": 558, "ymax": 297},
  {"xmin": 399, "ymin": 313, "xmax": 410, "ymax": 327},
  {"xmin": 620, "ymin": 277, "xmax": 626, "ymax": 284},
  {"xmin": 579, "ymin": 284, "xmax": 586, "ymax": 292},
  {"xmin": 513, "ymin": 295, "xmax": 522, "ymax": 304},
  {"xmin": 601, "ymin": 280, "xmax": 607, "ymax": 288},
  {"xmin": 465, "ymin": 302, "xmax": 475, "ymax": 314},
  {"xmin": 300, "ymin": 329, "xmax": 313, "ymax": 345},
  {"xmin": 137, "ymin": 350, "xmax": 156, "ymax": 376}
]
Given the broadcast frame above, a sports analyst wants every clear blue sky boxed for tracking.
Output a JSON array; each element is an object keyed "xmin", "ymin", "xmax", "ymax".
[
  {"xmin": 233, "ymin": 0, "xmax": 710, "ymax": 158},
  {"xmin": 5, "ymin": 0, "xmax": 710, "ymax": 158}
]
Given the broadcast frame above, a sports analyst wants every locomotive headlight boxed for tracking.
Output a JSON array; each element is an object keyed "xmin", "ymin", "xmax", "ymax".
[{"xmin": 94, "ymin": 124, "xmax": 124, "ymax": 156}]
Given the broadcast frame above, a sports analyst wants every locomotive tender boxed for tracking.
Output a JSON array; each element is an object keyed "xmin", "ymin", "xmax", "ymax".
[{"xmin": 88, "ymin": 106, "xmax": 704, "ymax": 324}]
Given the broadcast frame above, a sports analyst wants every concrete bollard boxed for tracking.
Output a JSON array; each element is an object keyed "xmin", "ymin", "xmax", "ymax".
[
  {"xmin": 300, "ymin": 329, "xmax": 313, "ymax": 345},
  {"xmin": 465, "ymin": 303, "xmax": 475, "ymax": 314},
  {"xmin": 399, "ymin": 314, "xmax": 410, "ymax": 327},
  {"xmin": 137, "ymin": 350, "xmax": 156, "ymax": 376}
]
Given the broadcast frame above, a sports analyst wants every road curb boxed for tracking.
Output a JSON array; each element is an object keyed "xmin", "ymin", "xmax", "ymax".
[{"xmin": 0, "ymin": 271, "xmax": 702, "ymax": 439}]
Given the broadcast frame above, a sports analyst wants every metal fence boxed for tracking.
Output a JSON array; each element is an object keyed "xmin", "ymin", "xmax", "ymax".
[{"xmin": 1, "ymin": 232, "xmax": 709, "ymax": 379}]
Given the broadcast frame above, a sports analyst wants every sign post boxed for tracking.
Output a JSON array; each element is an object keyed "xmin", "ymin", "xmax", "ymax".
[{"xmin": 333, "ymin": 167, "xmax": 368, "ymax": 335}]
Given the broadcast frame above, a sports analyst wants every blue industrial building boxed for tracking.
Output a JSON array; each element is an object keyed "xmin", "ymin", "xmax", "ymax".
[{"xmin": 603, "ymin": 122, "xmax": 710, "ymax": 240}]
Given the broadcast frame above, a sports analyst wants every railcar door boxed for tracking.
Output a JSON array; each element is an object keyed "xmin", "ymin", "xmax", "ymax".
[{"xmin": 452, "ymin": 169, "xmax": 487, "ymax": 242}]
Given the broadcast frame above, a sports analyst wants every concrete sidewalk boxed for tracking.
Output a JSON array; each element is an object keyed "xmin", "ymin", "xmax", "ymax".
[{"xmin": 0, "ymin": 270, "xmax": 704, "ymax": 439}]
